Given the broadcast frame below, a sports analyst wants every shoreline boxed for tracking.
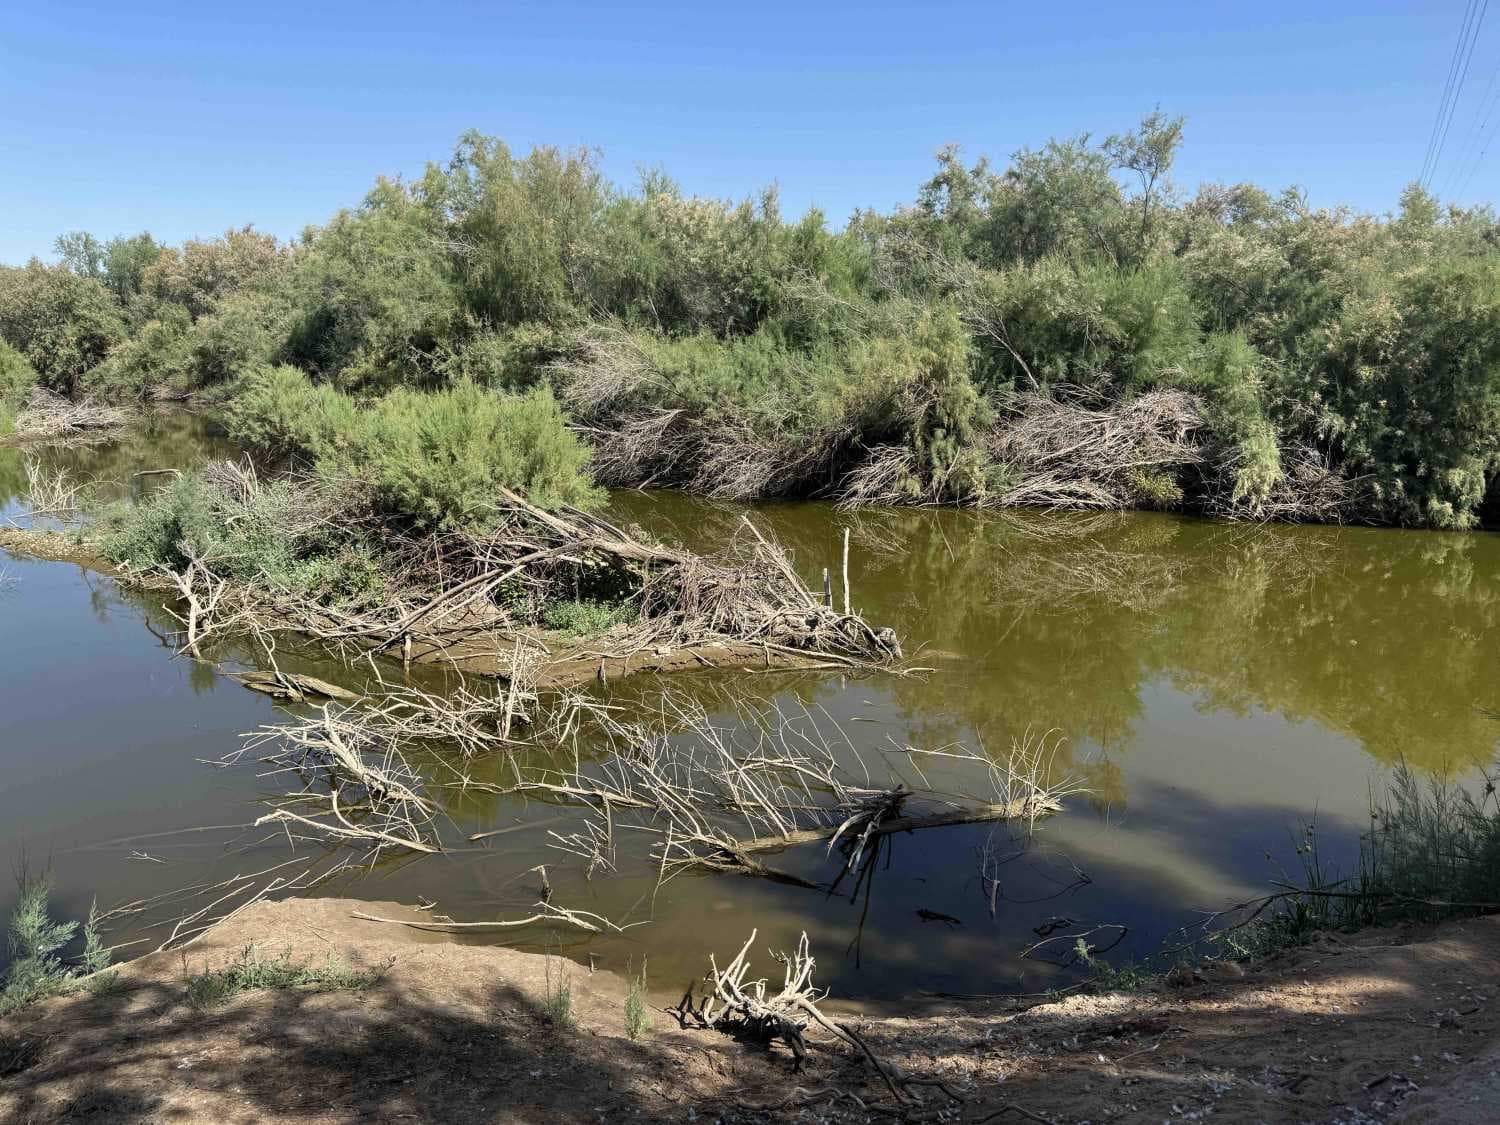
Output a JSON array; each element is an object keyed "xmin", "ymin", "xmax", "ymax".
[
  {"xmin": 0, "ymin": 525, "xmax": 844, "ymax": 689},
  {"xmin": 3, "ymin": 896, "xmax": 1498, "ymax": 1122}
]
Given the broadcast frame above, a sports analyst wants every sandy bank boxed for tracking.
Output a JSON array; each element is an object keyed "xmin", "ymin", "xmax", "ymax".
[{"xmin": 3, "ymin": 897, "xmax": 1499, "ymax": 1122}]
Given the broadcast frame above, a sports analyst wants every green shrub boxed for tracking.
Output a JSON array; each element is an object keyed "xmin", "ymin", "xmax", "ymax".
[
  {"xmin": 0, "ymin": 878, "xmax": 108, "ymax": 1017},
  {"xmin": 188, "ymin": 289, "xmax": 291, "ymax": 389},
  {"xmin": 0, "ymin": 263, "xmax": 125, "ymax": 395},
  {"xmin": 80, "ymin": 305, "xmax": 195, "ymax": 401},
  {"xmin": 543, "ymin": 598, "xmax": 637, "ymax": 635},
  {"xmin": 101, "ymin": 471, "xmax": 384, "ymax": 605},
  {"xmin": 624, "ymin": 962, "xmax": 650, "ymax": 1040},
  {"xmin": 0, "ymin": 339, "xmax": 37, "ymax": 404},
  {"xmin": 223, "ymin": 363, "xmax": 359, "ymax": 459},
  {"xmin": 228, "ymin": 367, "xmax": 600, "ymax": 528},
  {"xmin": 432, "ymin": 323, "xmax": 561, "ymax": 391},
  {"xmin": 282, "ymin": 187, "xmax": 460, "ymax": 390},
  {"xmin": 334, "ymin": 382, "xmax": 601, "ymax": 527}
]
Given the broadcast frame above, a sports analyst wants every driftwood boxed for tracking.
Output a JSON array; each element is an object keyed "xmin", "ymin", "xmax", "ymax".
[
  {"xmin": 230, "ymin": 703, "xmax": 442, "ymax": 860},
  {"xmin": 729, "ymin": 799, "xmax": 1055, "ymax": 854},
  {"xmin": 674, "ymin": 930, "xmax": 964, "ymax": 1110},
  {"xmin": 238, "ymin": 671, "xmax": 363, "ymax": 703},
  {"xmin": 350, "ymin": 901, "xmax": 639, "ymax": 935}
]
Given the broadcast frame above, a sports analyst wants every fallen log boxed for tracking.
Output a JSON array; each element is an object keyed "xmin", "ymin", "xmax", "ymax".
[
  {"xmin": 238, "ymin": 670, "xmax": 363, "ymax": 703},
  {"xmin": 731, "ymin": 798, "xmax": 1058, "ymax": 855}
]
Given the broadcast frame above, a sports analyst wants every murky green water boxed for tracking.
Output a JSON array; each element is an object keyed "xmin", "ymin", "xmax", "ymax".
[{"xmin": 3, "ymin": 421, "xmax": 1498, "ymax": 1004}]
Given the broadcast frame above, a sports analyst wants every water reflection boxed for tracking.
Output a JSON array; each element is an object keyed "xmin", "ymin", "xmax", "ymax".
[
  {"xmin": 0, "ymin": 410, "xmax": 236, "ymax": 521},
  {"xmin": 608, "ymin": 495, "xmax": 1500, "ymax": 779},
  {"xmin": 5, "ymin": 424, "xmax": 1500, "ymax": 1004}
]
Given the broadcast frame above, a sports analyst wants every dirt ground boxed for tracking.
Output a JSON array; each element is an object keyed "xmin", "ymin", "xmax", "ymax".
[{"xmin": 3, "ymin": 899, "xmax": 1499, "ymax": 1124}]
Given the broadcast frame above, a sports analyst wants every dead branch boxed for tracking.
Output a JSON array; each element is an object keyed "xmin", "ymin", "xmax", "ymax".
[
  {"xmin": 229, "ymin": 703, "xmax": 443, "ymax": 860},
  {"xmin": 350, "ymin": 901, "xmax": 640, "ymax": 935},
  {"xmin": 676, "ymin": 930, "xmax": 952, "ymax": 1109},
  {"xmin": 3, "ymin": 388, "xmax": 128, "ymax": 445}
]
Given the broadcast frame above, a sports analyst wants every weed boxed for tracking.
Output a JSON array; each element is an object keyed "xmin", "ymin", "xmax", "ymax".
[
  {"xmin": 624, "ymin": 960, "xmax": 651, "ymax": 1040},
  {"xmin": 1073, "ymin": 938, "xmax": 1156, "ymax": 992},
  {"xmin": 543, "ymin": 597, "xmax": 637, "ymax": 636},
  {"xmin": 183, "ymin": 944, "xmax": 386, "ymax": 1009},
  {"xmin": 542, "ymin": 952, "xmax": 573, "ymax": 1029}
]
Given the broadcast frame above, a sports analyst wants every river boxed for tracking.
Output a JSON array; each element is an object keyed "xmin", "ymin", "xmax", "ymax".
[{"xmin": 2, "ymin": 416, "xmax": 1497, "ymax": 1005}]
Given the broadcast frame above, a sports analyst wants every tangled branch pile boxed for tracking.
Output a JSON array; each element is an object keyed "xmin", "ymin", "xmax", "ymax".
[
  {"xmin": 485, "ymin": 694, "xmax": 1085, "ymax": 888},
  {"xmin": 4, "ymin": 387, "xmax": 127, "ymax": 444},
  {"xmin": 985, "ymin": 387, "xmax": 1203, "ymax": 509},
  {"xmin": 101, "ymin": 460, "xmax": 901, "ymax": 682},
  {"xmin": 233, "ymin": 703, "xmax": 443, "ymax": 860}
]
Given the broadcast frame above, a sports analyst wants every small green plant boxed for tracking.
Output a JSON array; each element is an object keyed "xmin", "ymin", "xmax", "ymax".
[
  {"xmin": 78, "ymin": 899, "xmax": 118, "ymax": 995},
  {"xmin": 0, "ymin": 878, "xmax": 77, "ymax": 1016},
  {"xmin": 1203, "ymin": 765, "xmax": 1500, "ymax": 963},
  {"xmin": 542, "ymin": 952, "xmax": 573, "ymax": 1029},
  {"xmin": 1073, "ymin": 938, "xmax": 1156, "ymax": 992},
  {"xmin": 542, "ymin": 597, "xmax": 637, "ymax": 636},
  {"xmin": 624, "ymin": 960, "xmax": 651, "ymax": 1040},
  {"xmin": 183, "ymin": 944, "xmax": 384, "ymax": 1009}
]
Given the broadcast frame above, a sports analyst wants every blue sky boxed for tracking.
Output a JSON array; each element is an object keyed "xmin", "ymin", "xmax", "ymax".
[{"xmin": 0, "ymin": 1, "xmax": 1491, "ymax": 263}]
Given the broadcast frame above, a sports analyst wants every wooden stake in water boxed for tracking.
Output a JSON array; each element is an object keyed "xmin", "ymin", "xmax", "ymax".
[
  {"xmin": 822, "ymin": 567, "xmax": 832, "ymax": 608},
  {"xmin": 842, "ymin": 527, "xmax": 851, "ymax": 616}
]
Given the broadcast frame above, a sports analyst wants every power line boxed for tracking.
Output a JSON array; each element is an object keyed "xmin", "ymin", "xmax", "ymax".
[
  {"xmin": 1439, "ymin": 53, "xmax": 1500, "ymax": 199},
  {"xmin": 1454, "ymin": 84, "xmax": 1500, "ymax": 200},
  {"xmin": 1420, "ymin": 0, "xmax": 1483, "ymax": 187},
  {"xmin": 1428, "ymin": 0, "xmax": 1491, "ymax": 190}
]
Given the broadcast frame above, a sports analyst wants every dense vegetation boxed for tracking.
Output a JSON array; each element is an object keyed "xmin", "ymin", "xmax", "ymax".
[
  {"xmin": 8, "ymin": 114, "xmax": 1500, "ymax": 527},
  {"xmin": 0, "ymin": 341, "xmax": 39, "ymax": 438}
]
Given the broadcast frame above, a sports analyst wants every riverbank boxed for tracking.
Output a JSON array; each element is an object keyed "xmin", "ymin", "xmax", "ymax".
[
  {"xmin": 0, "ymin": 521, "xmax": 875, "ymax": 691},
  {"xmin": 2, "ymin": 898, "xmax": 1497, "ymax": 1123}
]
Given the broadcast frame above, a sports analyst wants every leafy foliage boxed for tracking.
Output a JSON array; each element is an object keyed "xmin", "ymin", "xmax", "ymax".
[
  {"xmin": 15, "ymin": 113, "xmax": 1500, "ymax": 526},
  {"xmin": 0, "ymin": 263, "xmax": 124, "ymax": 394},
  {"xmin": 543, "ymin": 598, "xmax": 638, "ymax": 636},
  {"xmin": 0, "ymin": 877, "xmax": 110, "ymax": 1017},
  {"xmin": 0, "ymin": 340, "xmax": 37, "ymax": 437},
  {"xmin": 101, "ymin": 470, "xmax": 384, "ymax": 605}
]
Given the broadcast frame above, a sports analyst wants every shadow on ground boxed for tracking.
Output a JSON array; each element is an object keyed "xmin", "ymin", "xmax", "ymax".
[{"xmin": 3, "ymin": 898, "xmax": 1500, "ymax": 1123}]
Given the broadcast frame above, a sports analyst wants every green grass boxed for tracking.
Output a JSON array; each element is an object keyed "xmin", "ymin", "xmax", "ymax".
[
  {"xmin": 1203, "ymin": 763, "xmax": 1500, "ymax": 963},
  {"xmin": 624, "ymin": 961, "xmax": 651, "ymax": 1040},
  {"xmin": 542, "ymin": 953, "xmax": 572, "ymax": 1029},
  {"xmin": 542, "ymin": 597, "xmax": 638, "ymax": 636},
  {"xmin": 183, "ymin": 945, "xmax": 386, "ymax": 1009}
]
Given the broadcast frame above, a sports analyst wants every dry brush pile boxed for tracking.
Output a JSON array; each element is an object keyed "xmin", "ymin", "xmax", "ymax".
[
  {"xmin": 2, "ymin": 387, "xmax": 128, "ymax": 445},
  {"xmin": 101, "ymin": 459, "xmax": 902, "ymax": 688},
  {"xmin": 840, "ymin": 385, "xmax": 1360, "ymax": 521}
]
